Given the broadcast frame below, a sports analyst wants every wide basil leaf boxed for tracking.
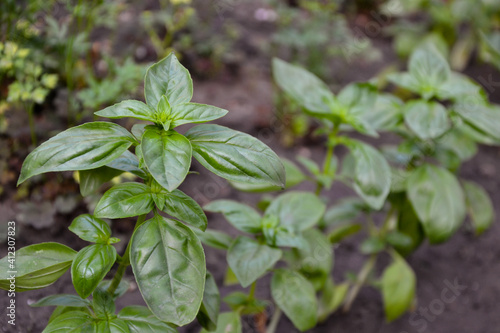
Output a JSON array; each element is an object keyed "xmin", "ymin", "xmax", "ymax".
[
  {"xmin": 106, "ymin": 150, "xmax": 147, "ymax": 179},
  {"xmin": 43, "ymin": 311, "xmax": 96, "ymax": 333},
  {"xmin": 130, "ymin": 215, "xmax": 206, "ymax": 326},
  {"xmin": 93, "ymin": 288, "xmax": 116, "ymax": 319},
  {"xmin": 78, "ymin": 167, "xmax": 123, "ymax": 197},
  {"xmin": 201, "ymin": 312, "xmax": 241, "ymax": 333},
  {"xmin": 192, "ymin": 228, "xmax": 233, "ymax": 250},
  {"xmin": 381, "ymin": 254, "xmax": 416, "ymax": 322},
  {"xmin": 204, "ymin": 200, "xmax": 262, "ymax": 233},
  {"xmin": 69, "ymin": 214, "xmax": 112, "ymax": 244},
  {"xmin": 95, "ymin": 100, "xmax": 156, "ymax": 122},
  {"xmin": 31, "ymin": 294, "xmax": 91, "ymax": 308},
  {"xmin": 455, "ymin": 103, "xmax": 500, "ymax": 141},
  {"xmin": 18, "ymin": 122, "xmax": 136, "ymax": 185},
  {"xmin": 144, "ymin": 53, "xmax": 193, "ymax": 108},
  {"xmin": 438, "ymin": 72, "xmax": 484, "ymax": 101},
  {"xmin": 360, "ymin": 94, "xmax": 404, "ymax": 131},
  {"xmin": 141, "ymin": 128, "xmax": 192, "ymax": 192},
  {"xmin": 394, "ymin": 200, "xmax": 424, "ymax": 257},
  {"xmin": 404, "ymin": 100, "xmax": 450, "ymax": 140},
  {"xmin": 407, "ymin": 164, "xmax": 466, "ymax": 243},
  {"xmin": 159, "ymin": 189, "xmax": 207, "ymax": 231},
  {"xmin": 0, "ymin": 243, "xmax": 76, "ymax": 291},
  {"xmin": 71, "ymin": 244, "xmax": 117, "ymax": 298},
  {"xmin": 322, "ymin": 198, "xmax": 365, "ymax": 227},
  {"xmin": 271, "ymin": 269, "xmax": 318, "ymax": 331},
  {"xmin": 186, "ymin": 124, "xmax": 285, "ymax": 187},
  {"xmin": 197, "ymin": 272, "xmax": 220, "ymax": 331},
  {"xmin": 98, "ymin": 279, "xmax": 131, "ymax": 299},
  {"xmin": 264, "ymin": 191, "xmax": 326, "ymax": 231},
  {"xmin": 118, "ymin": 306, "xmax": 178, "ymax": 333},
  {"xmin": 408, "ymin": 46, "xmax": 450, "ymax": 98},
  {"xmin": 227, "ymin": 236, "xmax": 282, "ymax": 287},
  {"xmin": 94, "ymin": 183, "xmax": 154, "ymax": 219},
  {"xmin": 272, "ymin": 58, "xmax": 334, "ymax": 115},
  {"xmin": 349, "ymin": 140, "xmax": 391, "ymax": 210},
  {"xmin": 318, "ymin": 278, "xmax": 349, "ymax": 322},
  {"xmin": 169, "ymin": 103, "xmax": 228, "ymax": 128},
  {"xmin": 463, "ymin": 180, "xmax": 494, "ymax": 235}
]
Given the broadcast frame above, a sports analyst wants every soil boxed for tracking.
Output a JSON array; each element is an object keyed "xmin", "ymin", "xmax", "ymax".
[{"xmin": 2, "ymin": 1, "xmax": 500, "ymax": 333}]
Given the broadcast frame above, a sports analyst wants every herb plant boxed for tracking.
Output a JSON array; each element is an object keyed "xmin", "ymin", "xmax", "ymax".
[
  {"xmin": 0, "ymin": 54, "xmax": 285, "ymax": 332},
  {"xmin": 205, "ymin": 44, "xmax": 499, "ymax": 330}
]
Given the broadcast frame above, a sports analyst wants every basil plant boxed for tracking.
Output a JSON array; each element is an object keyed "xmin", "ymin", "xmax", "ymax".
[
  {"xmin": 219, "ymin": 44, "xmax": 498, "ymax": 328},
  {"xmin": 0, "ymin": 54, "xmax": 285, "ymax": 332}
]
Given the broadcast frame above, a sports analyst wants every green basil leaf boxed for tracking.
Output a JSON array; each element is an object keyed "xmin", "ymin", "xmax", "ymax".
[
  {"xmin": 93, "ymin": 288, "xmax": 116, "ymax": 319},
  {"xmin": 130, "ymin": 215, "xmax": 206, "ymax": 326},
  {"xmin": 229, "ymin": 158, "xmax": 306, "ymax": 192},
  {"xmin": 98, "ymin": 279, "xmax": 130, "ymax": 299},
  {"xmin": 78, "ymin": 167, "xmax": 124, "ymax": 197},
  {"xmin": 95, "ymin": 100, "xmax": 156, "ymax": 122},
  {"xmin": 350, "ymin": 140, "xmax": 391, "ymax": 210},
  {"xmin": 48, "ymin": 306, "xmax": 93, "ymax": 325},
  {"xmin": 141, "ymin": 128, "xmax": 192, "ymax": 192},
  {"xmin": 272, "ymin": 58, "xmax": 334, "ymax": 115},
  {"xmin": 322, "ymin": 198, "xmax": 365, "ymax": 227},
  {"xmin": 271, "ymin": 268, "xmax": 318, "ymax": 331},
  {"xmin": 94, "ymin": 182, "xmax": 154, "ymax": 219},
  {"xmin": 186, "ymin": 124, "xmax": 285, "ymax": 187},
  {"xmin": 404, "ymin": 100, "xmax": 450, "ymax": 140},
  {"xmin": 264, "ymin": 191, "xmax": 326, "ymax": 231},
  {"xmin": 361, "ymin": 94, "xmax": 404, "ymax": 131},
  {"xmin": 108, "ymin": 319, "xmax": 130, "ymax": 333},
  {"xmin": 227, "ymin": 236, "xmax": 282, "ymax": 287},
  {"xmin": 42, "ymin": 311, "xmax": 96, "ymax": 332},
  {"xmin": 318, "ymin": 278, "xmax": 349, "ymax": 322},
  {"xmin": 69, "ymin": 214, "xmax": 112, "ymax": 244},
  {"xmin": 455, "ymin": 103, "xmax": 500, "ymax": 141},
  {"xmin": 408, "ymin": 46, "xmax": 450, "ymax": 98},
  {"xmin": 118, "ymin": 306, "xmax": 178, "ymax": 333},
  {"xmin": 159, "ymin": 189, "xmax": 207, "ymax": 231},
  {"xmin": 106, "ymin": 150, "xmax": 147, "ymax": 179},
  {"xmin": 438, "ymin": 72, "xmax": 484, "ymax": 101},
  {"xmin": 197, "ymin": 272, "xmax": 220, "ymax": 331},
  {"xmin": 192, "ymin": 228, "xmax": 233, "ymax": 250},
  {"xmin": 31, "ymin": 294, "xmax": 91, "ymax": 308},
  {"xmin": 386, "ymin": 72, "xmax": 421, "ymax": 96},
  {"xmin": 169, "ymin": 103, "xmax": 228, "ymax": 128},
  {"xmin": 463, "ymin": 180, "xmax": 494, "ymax": 235},
  {"xmin": 18, "ymin": 122, "xmax": 136, "ymax": 185},
  {"xmin": 0, "ymin": 242, "xmax": 76, "ymax": 291},
  {"xmin": 381, "ymin": 254, "xmax": 416, "ymax": 322},
  {"xmin": 144, "ymin": 53, "xmax": 193, "ymax": 108},
  {"xmin": 71, "ymin": 244, "xmax": 117, "ymax": 298},
  {"xmin": 394, "ymin": 200, "xmax": 424, "ymax": 257},
  {"xmin": 200, "ymin": 312, "xmax": 241, "ymax": 333},
  {"xmin": 204, "ymin": 200, "xmax": 262, "ymax": 234},
  {"xmin": 407, "ymin": 164, "xmax": 466, "ymax": 243}
]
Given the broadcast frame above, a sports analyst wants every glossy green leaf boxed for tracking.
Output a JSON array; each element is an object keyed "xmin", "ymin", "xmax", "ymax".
[
  {"xmin": 272, "ymin": 58, "xmax": 334, "ymax": 115},
  {"xmin": 18, "ymin": 122, "xmax": 136, "ymax": 185},
  {"xmin": 271, "ymin": 268, "xmax": 318, "ymax": 331},
  {"xmin": 197, "ymin": 272, "xmax": 220, "ymax": 331},
  {"xmin": 463, "ymin": 180, "xmax": 494, "ymax": 235},
  {"xmin": 94, "ymin": 182, "xmax": 154, "ymax": 219},
  {"xmin": 455, "ymin": 103, "xmax": 500, "ymax": 141},
  {"xmin": 264, "ymin": 191, "xmax": 326, "ymax": 231},
  {"xmin": 31, "ymin": 294, "xmax": 91, "ymax": 308},
  {"xmin": 394, "ymin": 200, "xmax": 424, "ymax": 257},
  {"xmin": 69, "ymin": 214, "xmax": 112, "ymax": 244},
  {"xmin": 159, "ymin": 189, "xmax": 207, "ymax": 231},
  {"xmin": 78, "ymin": 167, "xmax": 123, "ymax": 197},
  {"xmin": 130, "ymin": 215, "xmax": 206, "ymax": 326},
  {"xmin": 322, "ymin": 198, "xmax": 365, "ymax": 227},
  {"xmin": 404, "ymin": 100, "xmax": 450, "ymax": 140},
  {"xmin": 223, "ymin": 291, "xmax": 267, "ymax": 315},
  {"xmin": 106, "ymin": 150, "xmax": 147, "ymax": 179},
  {"xmin": 169, "ymin": 103, "xmax": 228, "ymax": 128},
  {"xmin": 144, "ymin": 53, "xmax": 193, "ymax": 108},
  {"xmin": 407, "ymin": 164, "xmax": 466, "ymax": 243},
  {"xmin": 48, "ymin": 306, "xmax": 93, "ymax": 325},
  {"xmin": 409, "ymin": 46, "xmax": 450, "ymax": 98},
  {"xmin": 71, "ymin": 244, "xmax": 117, "ymax": 298},
  {"xmin": 192, "ymin": 228, "xmax": 233, "ymax": 250},
  {"xmin": 200, "ymin": 312, "xmax": 241, "ymax": 333},
  {"xmin": 93, "ymin": 288, "xmax": 116, "ymax": 319},
  {"xmin": 0, "ymin": 242, "xmax": 76, "ymax": 291},
  {"xmin": 350, "ymin": 140, "xmax": 391, "ymax": 210},
  {"xmin": 361, "ymin": 94, "xmax": 404, "ymax": 131},
  {"xmin": 42, "ymin": 311, "xmax": 96, "ymax": 333},
  {"xmin": 204, "ymin": 200, "xmax": 262, "ymax": 234},
  {"xmin": 186, "ymin": 124, "xmax": 285, "ymax": 187},
  {"xmin": 141, "ymin": 128, "xmax": 192, "ymax": 192},
  {"xmin": 118, "ymin": 306, "xmax": 178, "ymax": 333},
  {"xmin": 381, "ymin": 254, "xmax": 416, "ymax": 322},
  {"xmin": 98, "ymin": 279, "xmax": 130, "ymax": 299},
  {"xmin": 95, "ymin": 100, "xmax": 156, "ymax": 122},
  {"xmin": 438, "ymin": 72, "xmax": 483, "ymax": 101},
  {"xmin": 227, "ymin": 236, "xmax": 281, "ymax": 287}
]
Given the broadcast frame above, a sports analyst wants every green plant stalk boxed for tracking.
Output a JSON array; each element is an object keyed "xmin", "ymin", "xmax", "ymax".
[
  {"xmin": 342, "ymin": 254, "xmax": 377, "ymax": 312},
  {"xmin": 107, "ymin": 214, "xmax": 147, "ymax": 295},
  {"xmin": 315, "ymin": 123, "xmax": 340, "ymax": 195},
  {"xmin": 26, "ymin": 102, "xmax": 37, "ymax": 146},
  {"xmin": 248, "ymin": 281, "xmax": 257, "ymax": 300},
  {"xmin": 266, "ymin": 307, "xmax": 282, "ymax": 333}
]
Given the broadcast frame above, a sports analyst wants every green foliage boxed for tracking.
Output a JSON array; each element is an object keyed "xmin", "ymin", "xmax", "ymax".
[{"xmin": 2, "ymin": 54, "xmax": 285, "ymax": 331}]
